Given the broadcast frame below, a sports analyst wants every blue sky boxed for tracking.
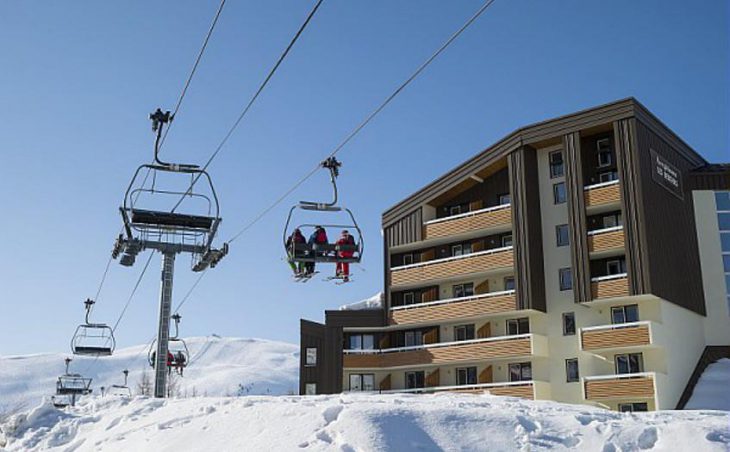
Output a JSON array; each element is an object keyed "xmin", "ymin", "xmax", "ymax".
[{"xmin": 0, "ymin": 1, "xmax": 727, "ymax": 355}]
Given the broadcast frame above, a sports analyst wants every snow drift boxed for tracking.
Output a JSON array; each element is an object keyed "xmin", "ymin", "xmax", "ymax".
[
  {"xmin": 685, "ymin": 358, "xmax": 730, "ymax": 411},
  {"xmin": 339, "ymin": 292, "xmax": 383, "ymax": 311}
]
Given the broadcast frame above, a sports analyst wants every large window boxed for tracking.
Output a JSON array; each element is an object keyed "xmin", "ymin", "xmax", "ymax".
[
  {"xmin": 456, "ymin": 367, "xmax": 478, "ymax": 385},
  {"xmin": 349, "ymin": 374, "xmax": 375, "ymax": 391},
  {"xmin": 454, "ymin": 324, "xmax": 475, "ymax": 342},
  {"xmin": 556, "ymin": 224, "xmax": 569, "ymax": 247},
  {"xmin": 452, "ymin": 243, "xmax": 472, "ymax": 257},
  {"xmin": 597, "ymin": 138, "xmax": 612, "ymax": 167},
  {"xmin": 606, "ymin": 259, "xmax": 627, "ymax": 275},
  {"xmin": 506, "ymin": 318, "xmax": 530, "ymax": 335},
  {"xmin": 565, "ymin": 358, "xmax": 579, "ymax": 383},
  {"xmin": 305, "ymin": 347, "xmax": 317, "ymax": 366},
  {"xmin": 618, "ymin": 402, "xmax": 648, "ymax": 413},
  {"xmin": 615, "ymin": 353, "xmax": 644, "ymax": 374},
  {"xmin": 404, "ymin": 331, "xmax": 423, "ymax": 347},
  {"xmin": 553, "ymin": 182, "xmax": 567, "ymax": 204},
  {"xmin": 509, "ymin": 362, "xmax": 532, "ymax": 382},
  {"xmin": 405, "ymin": 371, "xmax": 425, "ymax": 389},
  {"xmin": 562, "ymin": 312, "xmax": 576, "ymax": 336},
  {"xmin": 452, "ymin": 283, "xmax": 474, "ymax": 298},
  {"xmin": 348, "ymin": 334, "xmax": 375, "ymax": 350},
  {"xmin": 559, "ymin": 268, "xmax": 573, "ymax": 291},
  {"xmin": 717, "ymin": 192, "xmax": 730, "ymax": 314},
  {"xmin": 305, "ymin": 383, "xmax": 317, "ymax": 395},
  {"xmin": 549, "ymin": 150, "xmax": 564, "ymax": 178},
  {"xmin": 612, "ymin": 305, "xmax": 639, "ymax": 324}
]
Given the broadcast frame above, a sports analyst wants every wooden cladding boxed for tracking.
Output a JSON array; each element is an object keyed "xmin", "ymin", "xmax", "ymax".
[
  {"xmin": 379, "ymin": 374, "xmax": 392, "ymax": 391},
  {"xmin": 385, "ymin": 208, "xmax": 423, "ymax": 248},
  {"xmin": 389, "ymin": 293, "xmax": 517, "ymax": 326},
  {"xmin": 584, "ymin": 375, "xmax": 655, "ymax": 400},
  {"xmin": 426, "ymin": 368, "xmax": 440, "ymax": 387},
  {"xmin": 478, "ymin": 365, "xmax": 493, "ymax": 384},
  {"xmin": 488, "ymin": 383, "xmax": 534, "ymax": 399},
  {"xmin": 565, "ymin": 132, "xmax": 592, "ymax": 304},
  {"xmin": 424, "ymin": 206, "xmax": 512, "ymax": 240},
  {"xmin": 343, "ymin": 337, "xmax": 532, "ymax": 369},
  {"xmin": 591, "ymin": 277, "xmax": 630, "ymax": 299},
  {"xmin": 587, "ymin": 229, "xmax": 625, "ymax": 254},
  {"xmin": 391, "ymin": 249, "xmax": 514, "ymax": 287},
  {"xmin": 581, "ymin": 324, "xmax": 651, "ymax": 351},
  {"xmin": 585, "ymin": 183, "xmax": 621, "ymax": 208}
]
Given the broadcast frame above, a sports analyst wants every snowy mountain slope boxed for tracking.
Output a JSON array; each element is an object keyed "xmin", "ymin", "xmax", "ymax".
[
  {"xmin": 1, "ymin": 393, "xmax": 728, "ymax": 452},
  {"xmin": 0, "ymin": 336, "xmax": 299, "ymax": 411},
  {"xmin": 685, "ymin": 358, "xmax": 730, "ymax": 410}
]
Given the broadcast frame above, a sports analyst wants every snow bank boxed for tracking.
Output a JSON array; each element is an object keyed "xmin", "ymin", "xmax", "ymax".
[
  {"xmin": 339, "ymin": 292, "xmax": 383, "ymax": 311},
  {"xmin": 1, "ymin": 393, "xmax": 728, "ymax": 451},
  {"xmin": 686, "ymin": 358, "xmax": 730, "ymax": 410}
]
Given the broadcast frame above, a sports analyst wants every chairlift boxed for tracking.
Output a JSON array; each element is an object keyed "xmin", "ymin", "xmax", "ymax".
[
  {"xmin": 112, "ymin": 108, "xmax": 227, "ymax": 272},
  {"xmin": 108, "ymin": 369, "xmax": 132, "ymax": 398},
  {"xmin": 147, "ymin": 314, "xmax": 189, "ymax": 375},
  {"xmin": 55, "ymin": 358, "xmax": 92, "ymax": 401},
  {"xmin": 283, "ymin": 157, "xmax": 364, "ymax": 268},
  {"xmin": 71, "ymin": 299, "xmax": 115, "ymax": 356}
]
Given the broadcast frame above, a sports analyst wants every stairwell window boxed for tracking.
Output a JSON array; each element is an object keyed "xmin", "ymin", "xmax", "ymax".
[
  {"xmin": 348, "ymin": 334, "xmax": 375, "ymax": 350},
  {"xmin": 597, "ymin": 138, "xmax": 613, "ymax": 167},
  {"xmin": 565, "ymin": 358, "xmax": 579, "ymax": 383},
  {"xmin": 556, "ymin": 224, "xmax": 569, "ymax": 247},
  {"xmin": 454, "ymin": 324, "xmax": 475, "ymax": 341},
  {"xmin": 602, "ymin": 213, "xmax": 623, "ymax": 228},
  {"xmin": 499, "ymin": 193, "xmax": 511, "ymax": 205},
  {"xmin": 506, "ymin": 317, "xmax": 530, "ymax": 335},
  {"xmin": 562, "ymin": 312, "xmax": 576, "ymax": 336},
  {"xmin": 509, "ymin": 362, "xmax": 532, "ymax": 382},
  {"xmin": 615, "ymin": 353, "xmax": 644, "ymax": 374},
  {"xmin": 504, "ymin": 277, "xmax": 516, "ymax": 291},
  {"xmin": 598, "ymin": 170, "xmax": 618, "ymax": 183},
  {"xmin": 559, "ymin": 268, "xmax": 573, "ymax": 291},
  {"xmin": 405, "ymin": 371, "xmax": 425, "ymax": 389},
  {"xmin": 402, "ymin": 253, "xmax": 413, "ymax": 266},
  {"xmin": 453, "ymin": 283, "xmax": 474, "ymax": 298},
  {"xmin": 305, "ymin": 347, "xmax": 317, "ymax": 367},
  {"xmin": 456, "ymin": 367, "xmax": 478, "ymax": 385},
  {"xmin": 403, "ymin": 292, "xmax": 415, "ymax": 305},
  {"xmin": 305, "ymin": 383, "xmax": 317, "ymax": 395},
  {"xmin": 553, "ymin": 182, "xmax": 567, "ymax": 204},
  {"xmin": 549, "ymin": 150, "xmax": 564, "ymax": 178},
  {"xmin": 618, "ymin": 402, "xmax": 648, "ymax": 412},
  {"xmin": 404, "ymin": 331, "xmax": 423, "ymax": 347},
  {"xmin": 606, "ymin": 259, "xmax": 626, "ymax": 275},
  {"xmin": 349, "ymin": 374, "xmax": 375, "ymax": 391},
  {"xmin": 502, "ymin": 234, "xmax": 513, "ymax": 247},
  {"xmin": 611, "ymin": 305, "xmax": 639, "ymax": 324}
]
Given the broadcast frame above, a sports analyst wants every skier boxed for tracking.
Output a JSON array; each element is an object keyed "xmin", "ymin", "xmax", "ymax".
[
  {"xmin": 285, "ymin": 228, "xmax": 307, "ymax": 275},
  {"xmin": 335, "ymin": 229, "xmax": 356, "ymax": 281},
  {"xmin": 175, "ymin": 351, "xmax": 186, "ymax": 375},
  {"xmin": 306, "ymin": 226, "xmax": 328, "ymax": 275}
]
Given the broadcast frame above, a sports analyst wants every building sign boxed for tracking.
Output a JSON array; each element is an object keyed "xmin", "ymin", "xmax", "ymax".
[{"xmin": 650, "ymin": 149, "xmax": 684, "ymax": 200}]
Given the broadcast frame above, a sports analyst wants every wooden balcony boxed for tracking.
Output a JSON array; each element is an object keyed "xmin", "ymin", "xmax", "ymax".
[
  {"xmin": 343, "ymin": 334, "xmax": 539, "ymax": 369},
  {"xmin": 385, "ymin": 381, "xmax": 537, "ymax": 400},
  {"xmin": 390, "ymin": 247, "xmax": 514, "ymax": 288},
  {"xmin": 388, "ymin": 290, "xmax": 517, "ymax": 326},
  {"xmin": 581, "ymin": 321, "xmax": 652, "ymax": 352},
  {"xmin": 584, "ymin": 180, "xmax": 620, "ymax": 208},
  {"xmin": 584, "ymin": 373, "xmax": 656, "ymax": 401},
  {"xmin": 424, "ymin": 204, "xmax": 512, "ymax": 240},
  {"xmin": 591, "ymin": 274, "xmax": 629, "ymax": 299},
  {"xmin": 587, "ymin": 226, "xmax": 625, "ymax": 254}
]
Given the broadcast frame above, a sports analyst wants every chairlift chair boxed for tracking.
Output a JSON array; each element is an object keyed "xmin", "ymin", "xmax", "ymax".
[
  {"xmin": 71, "ymin": 299, "xmax": 115, "ymax": 356},
  {"xmin": 283, "ymin": 157, "xmax": 364, "ymax": 267},
  {"xmin": 108, "ymin": 370, "xmax": 132, "ymax": 398},
  {"xmin": 147, "ymin": 314, "xmax": 190, "ymax": 374},
  {"xmin": 56, "ymin": 358, "xmax": 92, "ymax": 397}
]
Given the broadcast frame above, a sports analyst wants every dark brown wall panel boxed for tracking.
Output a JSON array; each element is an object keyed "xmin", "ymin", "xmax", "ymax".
[
  {"xmin": 300, "ymin": 320, "xmax": 326, "ymax": 394},
  {"xmin": 385, "ymin": 208, "xmax": 423, "ymax": 248},
  {"xmin": 432, "ymin": 167, "xmax": 510, "ymax": 217},
  {"xmin": 564, "ymin": 132, "xmax": 592, "ymax": 303}
]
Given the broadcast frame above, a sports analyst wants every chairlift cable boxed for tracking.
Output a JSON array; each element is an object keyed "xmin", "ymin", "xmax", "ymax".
[{"xmin": 111, "ymin": 253, "xmax": 155, "ymax": 333}]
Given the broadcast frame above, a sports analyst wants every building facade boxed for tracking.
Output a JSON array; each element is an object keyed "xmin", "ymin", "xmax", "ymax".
[{"xmin": 299, "ymin": 98, "xmax": 730, "ymax": 412}]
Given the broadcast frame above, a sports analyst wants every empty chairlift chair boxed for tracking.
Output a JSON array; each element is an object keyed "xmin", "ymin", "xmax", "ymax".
[
  {"xmin": 108, "ymin": 370, "xmax": 132, "ymax": 398},
  {"xmin": 54, "ymin": 358, "xmax": 92, "ymax": 407},
  {"xmin": 71, "ymin": 298, "xmax": 115, "ymax": 356}
]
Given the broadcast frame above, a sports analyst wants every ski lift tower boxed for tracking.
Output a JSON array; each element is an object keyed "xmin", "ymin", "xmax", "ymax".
[{"xmin": 112, "ymin": 108, "xmax": 227, "ymax": 398}]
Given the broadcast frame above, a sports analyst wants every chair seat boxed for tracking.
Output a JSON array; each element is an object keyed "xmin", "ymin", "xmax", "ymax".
[
  {"xmin": 74, "ymin": 346, "xmax": 113, "ymax": 356},
  {"xmin": 131, "ymin": 209, "xmax": 214, "ymax": 230}
]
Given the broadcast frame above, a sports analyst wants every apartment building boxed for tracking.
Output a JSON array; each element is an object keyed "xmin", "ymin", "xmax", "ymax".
[{"xmin": 299, "ymin": 98, "xmax": 730, "ymax": 412}]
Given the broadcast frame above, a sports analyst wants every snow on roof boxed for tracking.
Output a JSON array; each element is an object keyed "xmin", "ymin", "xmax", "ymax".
[
  {"xmin": 339, "ymin": 292, "xmax": 383, "ymax": 311},
  {"xmin": 685, "ymin": 358, "xmax": 730, "ymax": 411}
]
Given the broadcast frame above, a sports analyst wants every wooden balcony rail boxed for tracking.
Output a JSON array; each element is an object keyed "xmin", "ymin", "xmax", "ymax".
[
  {"xmin": 584, "ymin": 180, "xmax": 620, "ymax": 208},
  {"xmin": 583, "ymin": 372, "xmax": 656, "ymax": 400},
  {"xmin": 380, "ymin": 381, "xmax": 536, "ymax": 399},
  {"xmin": 424, "ymin": 204, "xmax": 512, "ymax": 240},
  {"xmin": 343, "ymin": 334, "xmax": 534, "ymax": 369},
  {"xmin": 390, "ymin": 246, "xmax": 514, "ymax": 287},
  {"xmin": 590, "ymin": 273, "xmax": 629, "ymax": 299},
  {"xmin": 587, "ymin": 226, "xmax": 625, "ymax": 253},
  {"xmin": 389, "ymin": 290, "xmax": 517, "ymax": 325},
  {"xmin": 581, "ymin": 321, "xmax": 652, "ymax": 351}
]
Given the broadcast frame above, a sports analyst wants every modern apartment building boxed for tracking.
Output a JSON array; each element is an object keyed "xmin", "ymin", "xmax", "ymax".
[{"xmin": 299, "ymin": 98, "xmax": 730, "ymax": 412}]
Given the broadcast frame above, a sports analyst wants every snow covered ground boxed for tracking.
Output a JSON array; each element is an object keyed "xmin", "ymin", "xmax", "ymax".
[
  {"xmin": 0, "ymin": 336, "xmax": 299, "ymax": 412},
  {"xmin": 1, "ymin": 393, "xmax": 728, "ymax": 452},
  {"xmin": 686, "ymin": 358, "xmax": 730, "ymax": 411}
]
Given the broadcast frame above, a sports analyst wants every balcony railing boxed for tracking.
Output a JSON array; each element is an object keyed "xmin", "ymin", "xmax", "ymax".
[
  {"xmin": 584, "ymin": 180, "xmax": 620, "ymax": 208},
  {"xmin": 590, "ymin": 273, "xmax": 629, "ymax": 299},
  {"xmin": 390, "ymin": 246, "xmax": 514, "ymax": 287},
  {"xmin": 343, "ymin": 333, "xmax": 539, "ymax": 369},
  {"xmin": 587, "ymin": 226, "xmax": 625, "ymax": 254},
  {"xmin": 581, "ymin": 321, "xmax": 652, "ymax": 351},
  {"xmin": 583, "ymin": 372, "xmax": 656, "ymax": 401},
  {"xmin": 424, "ymin": 204, "xmax": 512, "ymax": 240},
  {"xmin": 389, "ymin": 290, "xmax": 517, "ymax": 325},
  {"xmin": 382, "ymin": 380, "xmax": 537, "ymax": 399}
]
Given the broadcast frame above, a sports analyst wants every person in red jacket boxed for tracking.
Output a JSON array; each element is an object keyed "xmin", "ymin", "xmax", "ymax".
[{"xmin": 335, "ymin": 230, "xmax": 356, "ymax": 281}]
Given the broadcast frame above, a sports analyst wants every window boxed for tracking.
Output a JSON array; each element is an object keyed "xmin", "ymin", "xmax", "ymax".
[
  {"xmin": 305, "ymin": 383, "xmax": 317, "ymax": 395},
  {"xmin": 499, "ymin": 193, "xmax": 511, "ymax": 205},
  {"xmin": 305, "ymin": 347, "xmax": 317, "ymax": 366},
  {"xmin": 597, "ymin": 138, "xmax": 612, "ymax": 167},
  {"xmin": 402, "ymin": 254, "xmax": 413, "ymax": 266},
  {"xmin": 559, "ymin": 268, "xmax": 573, "ymax": 291},
  {"xmin": 602, "ymin": 213, "xmax": 622, "ymax": 228},
  {"xmin": 611, "ymin": 305, "xmax": 639, "ymax": 324},
  {"xmin": 509, "ymin": 362, "xmax": 532, "ymax": 382},
  {"xmin": 349, "ymin": 374, "xmax": 375, "ymax": 391},
  {"xmin": 565, "ymin": 358, "xmax": 579, "ymax": 383},
  {"xmin": 405, "ymin": 371, "xmax": 425, "ymax": 389},
  {"xmin": 502, "ymin": 234, "xmax": 513, "ymax": 247},
  {"xmin": 618, "ymin": 402, "xmax": 648, "ymax": 413},
  {"xmin": 454, "ymin": 324, "xmax": 475, "ymax": 341},
  {"xmin": 452, "ymin": 243, "xmax": 471, "ymax": 257},
  {"xmin": 556, "ymin": 224, "xmax": 569, "ymax": 247},
  {"xmin": 598, "ymin": 170, "xmax": 618, "ymax": 183},
  {"xmin": 348, "ymin": 334, "xmax": 375, "ymax": 350},
  {"xmin": 553, "ymin": 182, "xmax": 567, "ymax": 204},
  {"xmin": 449, "ymin": 205, "xmax": 462, "ymax": 216},
  {"xmin": 549, "ymin": 150, "xmax": 564, "ymax": 178},
  {"xmin": 404, "ymin": 331, "xmax": 423, "ymax": 347},
  {"xmin": 506, "ymin": 318, "xmax": 530, "ymax": 335},
  {"xmin": 615, "ymin": 353, "xmax": 644, "ymax": 374},
  {"xmin": 403, "ymin": 292, "xmax": 415, "ymax": 305},
  {"xmin": 717, "ymin": 192, "xmax": 730, "ymax": 315},
  {"xmin": 504, "ymin": 277, "xmax": 516, "ymax": 291},
  {"xmin": 606, "ymin": 259, "xmax": 626, "ymax": 275},
  {"xmin": 456, "ymin": 367, "xmax": 478, "ymax": 385},
  {"xmin": 562, "ymin": 312, "xmax": 576, "ymax": 336},
  {"xmin": 452, "ymin": 283, "xmax": 474, "ymax": 298}
]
